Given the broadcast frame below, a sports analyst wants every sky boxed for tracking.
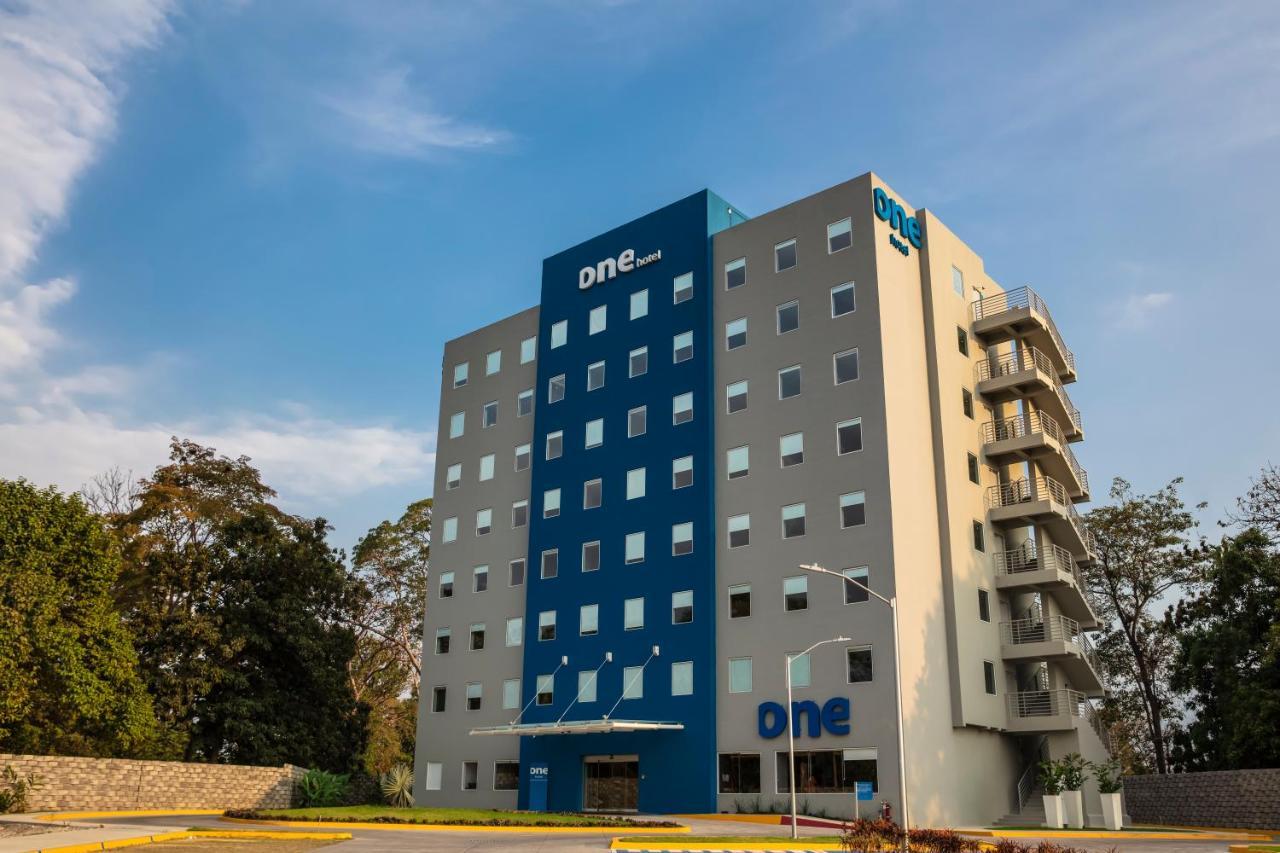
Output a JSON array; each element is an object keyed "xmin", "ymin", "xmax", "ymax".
[{"xmin": 2, "ymin": 0, "xmax": 1278, "ymax": 553}]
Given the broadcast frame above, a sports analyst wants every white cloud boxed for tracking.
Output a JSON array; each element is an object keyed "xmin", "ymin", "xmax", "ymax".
[{"xmin": 1112, "ymin": 291, "xmax": 1174, "ymax": 331}]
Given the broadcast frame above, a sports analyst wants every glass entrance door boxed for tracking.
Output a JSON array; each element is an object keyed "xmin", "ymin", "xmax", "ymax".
[{"xmin": 582, "ymin": 756, "xmax": 639, "ymax": 812}]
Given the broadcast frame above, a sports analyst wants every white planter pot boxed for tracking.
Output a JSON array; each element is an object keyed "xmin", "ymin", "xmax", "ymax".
[
  {"xmin": 1062, "ymin": 789, "xmax": 1084, "ymax": 828},
  {"xmin": 1101, "ymin": 792, "xmax": 1123, "ymax": 831},
  {"xmin": 1042, "ymin": 794, "xmax": 1064, "ymax": 829}
]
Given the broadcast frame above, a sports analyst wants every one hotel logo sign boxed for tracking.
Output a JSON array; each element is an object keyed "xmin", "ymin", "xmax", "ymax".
[{"xmin": 873, "ymin": 187, "xmax": 923, "ymax": 256}]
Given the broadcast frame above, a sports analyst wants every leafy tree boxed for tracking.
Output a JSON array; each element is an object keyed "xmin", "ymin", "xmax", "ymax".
[
  {"xmin": 0, "ymin": 479, "xmax": 157, "ymax": 756},
  {"xmin": 1083, "ymin": 477, "xmax": 1207, "ymax": 774},
  {"xmin": 1232, "ymin": 462, "xmax": 1280, "ymax": 541},
  {"xmin": 1169, "ymin": 528, "xmax": 1280, "ymax": 770}
]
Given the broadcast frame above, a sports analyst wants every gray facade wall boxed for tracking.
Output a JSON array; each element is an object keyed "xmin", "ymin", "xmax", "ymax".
[{"xmin": 1122, "ymin": 769, "xmax": 1280, "ymax": 830}]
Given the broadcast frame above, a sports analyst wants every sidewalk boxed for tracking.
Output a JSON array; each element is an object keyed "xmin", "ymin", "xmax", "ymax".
[{"xmin": 0, "ymin": 814, "xmax": 190, "ymax": 853}]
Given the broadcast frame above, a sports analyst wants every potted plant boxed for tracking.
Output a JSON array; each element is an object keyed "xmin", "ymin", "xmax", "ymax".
[
  {"xmin": 1090, "ymin": 759, "xmax": 1124, "ymax": 830},
  {"xmin": 1036, "ymin": 759, "xmax": 1064, "ymax": 829},
  {"xmin": 1058, "ymin": 753, "xmax": 1086, "ymax": 829}
]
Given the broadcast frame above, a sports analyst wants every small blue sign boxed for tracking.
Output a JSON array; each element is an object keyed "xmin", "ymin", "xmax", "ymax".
[
  {"xmin": 856, "ymin": 781, "xmax": 874, "ymax": 801},
  {"xmin": 527, "ymin": 763, "xmax": 549, "ymax": 812}
]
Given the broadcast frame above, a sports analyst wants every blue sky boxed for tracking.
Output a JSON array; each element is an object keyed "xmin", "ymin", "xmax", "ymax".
[{"xmin": 2, "ymin": 0, "xmax": 1277, "ymax": 552}]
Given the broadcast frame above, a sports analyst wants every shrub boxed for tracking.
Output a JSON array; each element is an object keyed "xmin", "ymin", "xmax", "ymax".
[
  {"xmin": 1036, "ymin": 758, "xmax": 1062, "ymax": 795},
  {"xmin": 296, "ymin": 768, "xmax": 349, "ymax": 807},
  {"xmin": 906, "ymin": 828, "xmax": 981, "ymax": 852},
  {"xmin": 379, "ymin": 763, "xmax": 413, "ymax": 808},
  {"xmin": 0, "ymin": 766, "xmax": 42, "ymax": 814},
  {"xmin": 1089, "ymin": 759, "xmax": 1123, "ymax": 794},
  {"xmin": 839, "ymin": 817, "xmax": 902, "ymax": 851},
  {"xmin": 1056, "ymin": 753, "xmax": 1087, "ymax": 791}
]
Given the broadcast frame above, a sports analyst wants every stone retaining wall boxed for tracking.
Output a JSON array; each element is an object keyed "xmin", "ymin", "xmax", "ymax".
[
  {"xmin": 1123, "ymin": 768, "xmax": 1280, "ymax": 829},
  {"xmin": 0, "ymin": 753, "xmax": 306, "ymax": 812}
]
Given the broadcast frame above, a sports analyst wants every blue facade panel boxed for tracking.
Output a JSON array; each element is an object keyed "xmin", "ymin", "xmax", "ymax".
[{"xmin": 517, "ymin": 191, "xmax": 738, "ymax": 813}]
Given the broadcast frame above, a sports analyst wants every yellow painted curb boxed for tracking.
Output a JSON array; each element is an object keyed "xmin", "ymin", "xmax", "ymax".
[
  {"xmin": 963, "ymin": 828, "xmax": 1270, "ymax": 841},
  {"xmin": 36, "ymin": 810, "xmax": 223, "ymax": 822},
  {"xmin": 673, "ymin": 814, "xmax": 786, "ymax": 826},
  {"xmin": 220, "ymin": 815, "xmax": 691, "ymax": 834},
  {"xmin": 610, "ymin": 842, "xmax": 842, "ymax": 851},
  {"xmin": 29, "ymin": 829, "xmax": 352, "ymax": 852}
]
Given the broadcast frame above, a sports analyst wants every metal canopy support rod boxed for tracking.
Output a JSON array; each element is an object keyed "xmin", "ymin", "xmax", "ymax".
[
  {"xmin": 557, "ymin": 652, "xmax": 612, "ymax": 724},
  {"xmin": 604, "ymin": 645, "xmax": 659, "ymax": 721},
  {"xmin": 510, "ymin": 654, "xmax": 568, "ymax": 726}
]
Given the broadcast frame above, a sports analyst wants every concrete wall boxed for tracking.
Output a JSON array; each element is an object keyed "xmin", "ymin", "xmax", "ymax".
[
  {"xmin": 0, "ymin": 753, "xmax": 303, "ymax": 811},
  {"xmin": 1122, "ymin": 769, "xmax": 1280, "ymax": 830}
]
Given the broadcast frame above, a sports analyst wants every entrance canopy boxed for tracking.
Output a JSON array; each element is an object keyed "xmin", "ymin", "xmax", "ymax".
[{"xmin": 469, "ymin": 719, "xmax": 684, "ymax": 737}]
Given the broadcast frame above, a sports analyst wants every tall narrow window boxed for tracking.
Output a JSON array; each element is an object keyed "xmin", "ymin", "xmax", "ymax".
[
  {"xmin": 834, "ymin": 348, "xmax": 859, "ymax": 384},
  {"xmin": 520, "ymin": 335, "xmax": 536, "ymax": 364},
  {"xmin": 469, "ymin": 622, "xmax": 485, "ymax": 651},
  {"xmin": 442, "ymin": 516, "xmax": 457, "ymax": 543},
  {"xmin": 672, "ymin": 522, "xmax": 693, "ymax": 555},
  {"xmin": 583, "ymin": 478, "xmax": 602, "ymax": 509},
  {"xmin": 503, "ymin": 678, "xmax": 521, "ymax": 709},
  {"xmin": 585, "ymin": 418, "xmax": 603, "ymax": 448},
  {"xmin": 789, "ymin": 652, "xmax": 811, "ymax": 688},
  {"xmin": 848, "ymin": 646, "xmax": 874, "ymax": 683},
  {"xmin": 840, "ymin": 491, "xmax": 866, "ymax": 528},
  {"xmin": 729, "ymin": 658, "xmax": 753, "ymax": 693},
  {"xmin": 515, "ymin": 442, "xmax": 531, "ymax": 471},
  {"xmin": 672, "ymin": 455, "xmax": 693, "ymax": 489},
  {"xmin": 983, "ymin": 661, "xmax": 997, "ymax": 695},
  {"xmin": 466, "ymin": 681, "xmax": 482, "ymax": 710},
  {"xmin": 589, "ymin": 304, "xmax": 607, "ymax": 335},
  {"xmin": 581, "ymin": 540, "xmax": 601, "ymax": 573},
  {"xmin": 673, "ymin": 330, "xmax": 693, "ymax": 363},
  {"xmin": 536, "ymin": 674, "xmax": 554, "ymax": 705},
  {"xmin": 775, "ymin": 238, "xmax": 797, "ymax": 272},
  {"xmin": 486, "ymin": 349, "xmax": 501, "ymax": 376},
  {"xmin": 726, "ymin": 317, "xmax": 747, "ymax": 350},
  {"xmin": 509, "ymin": 558, "xmax": 525, "ymax": 586},
  {"xmin": 725, "ymin": 257, "xmax": 746, "ymax": 290},
  {"xmin": 479, "ymin": 453, "xmax": 495, "ymax": 481},
  {"xmin": 968, "ymin": 452, "xmax": 980, "ymax": 484},
  {"xmin": 962, "ymin": 389, "xmax": 974, "ymax": 419},
  {"xmin": 624, "ymin": 597, "xmax": 644, "ymax": 630},
  {"xmin": 482, "ymin": 400, "xmax": 498, "ymax": 428},
  {"xmin": 449, "ymin": 412, "xmax": 465, "ymax": 439},
  {"xmin": 729, "ymin": 583, "xmax": 751, "ymax": 618},
  {"xmin": 587, "ymin": 360, "xmax": 605, "ymax": 391},
  {"xmin": 625, "ymin": 532, "xmax": 645, "ymax": 564},
  {"xmin": 780, "ymin": 432, "xmax": 804, "ymax": 467},
  {"xmin": 629, "ymin": 346, "xmax": 648, "ymax": 378},
  {"xmin": 630, "ymin": 288, "xmax": 648, "ymax": 320},
  {"xmin": 435, "ymin": 627, "xmax": 451, "ymax": 654},
  {"xmin": 728, "ymin": 513, "xmax": 750, "ymax": 548},
  {"xmin": 952, "ymin": 266, "xmax": 965, "ymax": 297},
  {"xmin": 957, "ymin": 327, "xmax": 969, "ymax": 356},
  {"xmin": 439, "ymin": 571, "xmax": 454, "ymax": 598},
  {"xmin": 538, "ymin": 610, "xmax": 556, "ymax": 641},
  {"xmin": 506, "ymin": 617, "xmax": 523, "ymax": 647},
  {"xmin": 671, "ymin": 661, "xmax": 694, "ymax": 696},
  {"xmin": 972, "ymin": 520, "xmax": 986, "ymax": 552},
  {"xmin": 578, "ymin": 670, "xmax": 598, "ymax": 703},
  {"xmin": 432, "ymin": 686, "xmax": 447, "ymax": 712},
  {"xmin": 978, "ymin": 588, "xmax": 991, "ymax": 622},
  {"xmin": 546, "ymin": 430, "xmax": 563, "ymax": 460},
  {"xmin": 627, "ymin": 467, "xmax": 646, "ymax": 500},
  {"xmin": 540, "ymin": 549, "xmax": 559, "ymax": 580},
  {"xmin": 462, "ymin": 761, "xmax": 478, "ymax": 790},
  {"xmin": 778, "ymin": 365, "xmax": 802, "ymax": 399},
  {"xmin": 475, "ymin": 508, "xmax": 492, "ymax": 536},
  {"xmin": 726, "ymin": 380, "xmax": 748, "ymax": 413},
  {"xmin": 543, "ymin": 488, "xmax": 560, "ymax": 519},
  {"xmin": 837, "ymin": 419, "xmax": 863, "ymax": 455},
  {"xmin": 726, "ymin": 445, "xmax": 749, "ymax": 480},
  {"xmin": 673, "ymin": 272, "xmax": 693, "ymax": 304},
  {"xmin": 550, "ymin": 320, "xmax": 567, "ymax": 348},
  {"xmin": 548, "ymin": 374, "xmax": 565, "ymax": 404},
  {"xmin": 672, "ymin": 590, "xmax": 693, "ymax": 624},
  {"xmin": 445, "ymin": 463, "xmax": 461, "ymax": 490},
  {"xmin": 628, "ymin": 406, "xmax": 647, "ymax": 437},
  {"xmin": 831, "ymin": 281, "xmax": 856, "ymax": 317},
  {"xmin": 828, "ymin": 217, "xmax": 853, "ymax": 253},
  {"xmin": 580, "ymin": 604, "xmax": 599, "ymax": 636},
  {"xmin": 453, "ymin": 362, "xmax": 469, "ymax": 388},
  {"xmin": 473, "ymin": 565, "xmax": 489, "ymax": 593},
  {"xmin": 776, "ymin": 300, "xmax": 799, "ymax": 335},
  {"xmin": 842, "ymin": 567, "xmax": 869, "ymax": 604},
  {"xmin": 783, "ymin": 576, "xmax": 808, "ymax": 611},
  {"xmin": 673, "ymin": 392, "xmax": 693, "ymax": 425},
  {"xmin": 517, "ymin": 389, "xmax": 533, "ymax": 417},
  {"xmin": 623, "ymin": 665, "xmax": 644, "ymax": 699},
  {"xmin": 782, "ymin": 503, "xmax": 806, "ymax": 538}
]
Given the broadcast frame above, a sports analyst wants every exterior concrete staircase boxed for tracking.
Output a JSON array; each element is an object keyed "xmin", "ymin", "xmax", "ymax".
[{"xmin": 993, "ymin": 782, "xmax": 1045, "ymax": 827}]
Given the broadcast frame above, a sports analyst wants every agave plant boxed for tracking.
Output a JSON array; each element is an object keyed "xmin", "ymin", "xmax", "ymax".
[{"xmin": 380, "ymin": 763, "xmax": 414, "ymax": 808}]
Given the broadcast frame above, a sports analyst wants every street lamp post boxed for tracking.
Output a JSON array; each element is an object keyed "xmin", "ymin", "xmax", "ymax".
[
  {"xmin": 786, "ymin": 636, "xmax": 850, "ymax": 840},
  {"xmin": 800, "ymin": 563, "xmax": 910, "ymax": 851}
]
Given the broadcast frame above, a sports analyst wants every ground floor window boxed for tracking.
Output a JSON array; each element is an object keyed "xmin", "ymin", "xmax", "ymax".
[
  {"xmin": 462, "ymin": 760, "xmax": 478, "ymax": 791},
  {"xmin": 718, "ymin": 753, "xmax": 761, "ymax": 793},
  {"xmin": 494, "ymin": 760, "xmax": 519, "ymax": 791},
  {"xmin": 775, "ymin": 748, "xmax": 878, "ymax": 794},
  {"xmin": 424, "ymin": 762, "xmax": 442, "ymax": 791}
]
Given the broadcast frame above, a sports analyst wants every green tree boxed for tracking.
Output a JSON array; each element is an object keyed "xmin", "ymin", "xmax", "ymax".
[
  {"xmin": 0, "ymin": 479, "xmax": 157, "ymax": 756},
  {"xmin": 1083, "ymin": 477, "xmax": 1207, "ymax": 774},
  {"xmin": 1169, "ymin": 528, "xmax": 1280, "ymax": 770}
]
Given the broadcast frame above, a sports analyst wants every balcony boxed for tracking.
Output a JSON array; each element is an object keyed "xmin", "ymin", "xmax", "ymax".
[
  {"xmin": 971, "ymin": 286, "xmax": 1076, "ymax": 383},
  {"xmin": 1006, "ymin": 690, "xmax": 1110, "ymax": 749},
  {"xmin": 993, "ymin": 543, "xmax": 1102, "ymax": 628},
  {"xmin": 987, "ymin": 477, "xmax": 1097, "ymax": 561},
  {"xmin": 1001, "ymin": 615, "xmax": 1105, "ymax": 696},
  {"xmin": 982, "ymin": 412, "xmax": 1089, "ymax": 500},
  {"xmin": 975, "ymin": 348, "xmax": 1083, "ymax": 441}
]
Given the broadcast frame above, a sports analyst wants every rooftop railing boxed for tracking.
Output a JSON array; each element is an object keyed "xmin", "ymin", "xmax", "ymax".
[
  {"xmin": 975, "ymin": 347, "xmax": 1083, "ymax": 434},
  {"xmin": 972, "ymin": 286, "xmax": 1076, "ymax": 375},
  {"xmin": 982, "ymin": 411, "xmax": 1089, "ymax": 495}
]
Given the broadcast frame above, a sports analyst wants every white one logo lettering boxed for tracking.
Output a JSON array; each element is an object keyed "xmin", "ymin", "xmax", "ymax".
[{"xmin": 579, "ymin": 248, "xmax": 661, "ymax": 290}]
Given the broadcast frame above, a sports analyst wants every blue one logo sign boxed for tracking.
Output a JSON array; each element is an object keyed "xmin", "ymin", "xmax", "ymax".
[
  {"xmin": 757, "ymin": 698, "xmax": 851, "ymax": 738},
  {"xmin": 579, "ymin": 248, "xmax": 662, "ymax": 290},
  {"xmin": 873, "ymin": 188, "xmax": 923, "ymax": 256}
]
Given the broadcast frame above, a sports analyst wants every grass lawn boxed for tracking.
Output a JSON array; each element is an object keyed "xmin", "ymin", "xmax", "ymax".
[
  {"xmin": 1245, "ymin": 847, "xmax": 1280, "ymax": 851},
  {"xmin": 987, "ymin": 825, "xmax": 1197, "ymax": 833},
  {"xmin": 244, "ymin": 806, "xmax": 677, "ymax": 827}
]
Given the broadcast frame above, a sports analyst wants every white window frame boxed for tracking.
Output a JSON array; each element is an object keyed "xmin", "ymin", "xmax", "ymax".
[
  {"xmin": 588, "ymin": 304, "xmax": 607, "ymax": 335},
  {"xmin": 831, "ymin": 281, "xmax": 856, "ymax": 317},
  {"xmin": 550, "ymin": 319, "xmax": 567, "ymax": 349},
  {"xmin": 630, "ymin": 288, "xmax": 648, "ymax": 320},
  {"xmin": 727, "ymin": 513, "xmax": 750, "ymax": 548},
  {"xmin": 485, "ymin": 350, "xmax": 501, "ymax": 376}
]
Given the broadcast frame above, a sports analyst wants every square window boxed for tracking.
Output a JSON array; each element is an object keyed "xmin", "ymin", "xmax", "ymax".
[
  {"xmin": 449, "ymin": 411, "xmax": 465, "ymax": 439},
  {"xmin": 630, "ymin": 288, "xmax": 649, "ymax": 320},
  {"xmin": 479, "ymin": 453, "xmax": 495, "ymax": 481},
  {"xmin": 780, "ymin": 432, "xmax": 804, "ymax": 467},
  {"xmin": 842, "ymin": 567, "xmax": 869, "ymax": 604},
  {"xmin": 502, "ymin": 678, "xmax": 521, "ymax": 709},
  {"xmin": 782, "ymin": 503, "xmax": 806, "ymax": 538},
  {"xmin": 432, "ymin": 685, "xmax": 447, "ymax": 712},
  {"xmin": 469, "ymin": 623, "xmax": 485, "ymax": 651},
  {"xmin": 462, "ymin": 760, "xmax": 478, "ymax": 790},
  {"xmin": 543, "ymin": 488, "xmax": 561, "ymax": 518},
  {"xmin": 831, "ymin": 281, "xmax": 856, "ymax": 317},
  {"xmin": 520, "ymin": 336, "xmax": 537, "ymax": 364},
  {"xmin": 482, "ymin": 400, "xmax": 498, "ymax": 428},
  {"xmin": 729, "ymin": 583, "xmax": 751, "ymax": 618},
  {"xmin": 515, "ymin": 443, "xmax": 531, "ymax": 472},
  {"xmin": 847, "ymin": 645, "xmax": 874, "ymax": 683},
  {"xmin": 446, "ymin": 463, "xmax": 461, "ymax": 490},
  {"xmin": 623, "ymin": 665, "xmax": 644, "ymax": 699},
  {"xmin": 840, "ymin": 491, "xmax": 866, "ymax": 528},
  {"xmin": 587, "ymin": 360, "xmax": 605, "ymax": 391},
  {"xmin": 577, "ymin": 670, "xmax": 598, "ymax": 702},
  {"xmin": 952, "ymin": 266, "xmax": 965, "ymax": 297},
  {"xmin": 548, "ymin": 374, "xmax": 566, "ymax": 404},
  {"xmin": 983, "ymin": 660, "xmax": 997, "ymax": 695},
  {"xmin": 671, "ymin": 661, "xmax": 694, "ymax": 696},
  {"xmin": 726, "ymin": 317, "xmax": 747, "ymax": 350},
  {"xmin": 972, "ymin": 520, "xmax": 985, "ymax": 552},
  {"xmin": 475, "ymin": 508, "xmax": 492, "ymax": 536},
  {"xmin": 466, "ymin": 682, "xmax": 482, "ymax": 710},
  {"xmin": 837, "ymin": 419, "xmax": 863, "ymax": 455},
  {"xmin": 728, "ymin": 513, "xmax": 750, "ymax": 549},
  {"xmin": 726, "ymin": 380, "xmax": 748, "ymax": 413},
  {"xmin": 672, "ymin": 522, "xmax": 693, "ymax": 555},
  {"xmin": 582, "ymin": 540, "xmax": 601, "ymax": 573},
  {"xmin": 538, "ymin": 609, "xmax": 556, "ymax": 640},
  {"xmin": 776, "ymin": 300, "xmax": 799, "ymax": 335},
  {"xmin": 834, "ymin": 348, "xmax": 859, "ymax": 384},
  {"xmin": 625, "ymin": 531, "xmax": 645, "ymax": 564},
  {"xmin": 512, "ymin": 499, "xmax": 528, "ymax": 528},
  {"xmin": 725, "ymin": 257, "xmax": 746, "ymax": 290},
  {"xmin": 828, "ymin": 217, "xmax": 853, "ymax": 253},
  {"xmin": 435, "ymin": 627, "xmax": 451, "ymax": 654},
  {"xmin": 957, "ymin": 326, "xmax": 969, "ymax": 356},
  {"xmin": 778, "ymin": 365, "xmax": 802, "ymax": 399},
  {"xmin": 627, "ymin": 467, "xmax": 646, "ymax": 500},
  {"xmin": 718, "ymin": 754, "xmax": 761, "ymax": 794},
  {"xmin": 628, "ymin": 406, "xmax": 647, "ymax": 437},
  {"xmin": 585, "ymin": 418, "xmax": 604, "ymax": 448},
  {"xmin": 978, "ymin": 588, "xmax": 991, "ymax": 622},
  {"xmin": 783, "ymin": 575, "xmax": 808, "ymax": 612},
  {"xmin": 546, "ymin": 430, "xmax": 563, "ymax": 460},
  {"xmin": 486, "ymin": 350, "xmax": 501, "ymax": 376},
  {"xmin": 673, "ymin": 392, "xmax": 693, "ymax": 425},
  {"xmin": 589, "ymin": 304, "xmax": 607, "ymax": 335},
  {"xmin": 473, "ymin": 565, "xmax": 489, "ymax": 593},
  {"xmin": 550, "ymin": 320, "xmax": 567, "ymax": 349},
  {"xmin": 517, "ymin": 389, "xmax": 533, "ymax": 417},
  {"xmin": 672, "ymin": 455, "xmax": 693, "ymax": 489},
  {"xmin": 729, "ymin": 657, "xmax": 753, "ymax": 693},
  {"xmin": 536, "ymin": 673, "xmax": 554, "ymax": 705},
  {"xmin": 962, "ymin": 389, "xmax": 974, "ymax": 419},
  {"xmin": 727, "ymin": 445, "xmax": 749, "ymax": 480},
  {"xmin": 672, "ymin": 589, "xmax": 693, "ymax": 624},
  {"xmin": 580, "ymin": 604, "xmax": 599, "ymax": 636},
  {"xmin": 968, "ymin": 452, "xmax": 980, "ymax": 484},
  {"xmin": 493, "ymin": 758, "xmax": 519, "ymax": 790},
  {"xmin": 506, "ymin": 617, "xmax": 523, "ymax": 647},
  {"xmin": 673, "ymin": 272, "xmax": 694, "ymax": 304},
  {"xmin": 439, "ymin": 571, "xmax": 454, "ymax": 598},
  {"xmin": 442, "ymin": 516, "xmax": 458, "ymax": 543},
  {"xmin": 775, "ymin": 238, "xmax": 797, "ymax": 272},
  {"xmin": 453, "ymin": 362, "xmax": 469, "ymax": 388},
  {"xmin": 624, "ymin": 596, "xmax": 644, "ymax": 630},
  {"xmin": 789, "ymin": 651, "xmax": 811, "ymax": 688},
  {"xmin": 509, "ymin": 558, "xmax": 526, "ymax": 586},
  {"xmin": 583, "ymin": 478, "xmax": 602, "ymax": 509},
  {"xmin": 629, "ymin": 346, "xmax": 648, "ymax": 378},
  {"xmin": 673, "ymin": 330, "xmax": 693, "ymax": 363}
]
